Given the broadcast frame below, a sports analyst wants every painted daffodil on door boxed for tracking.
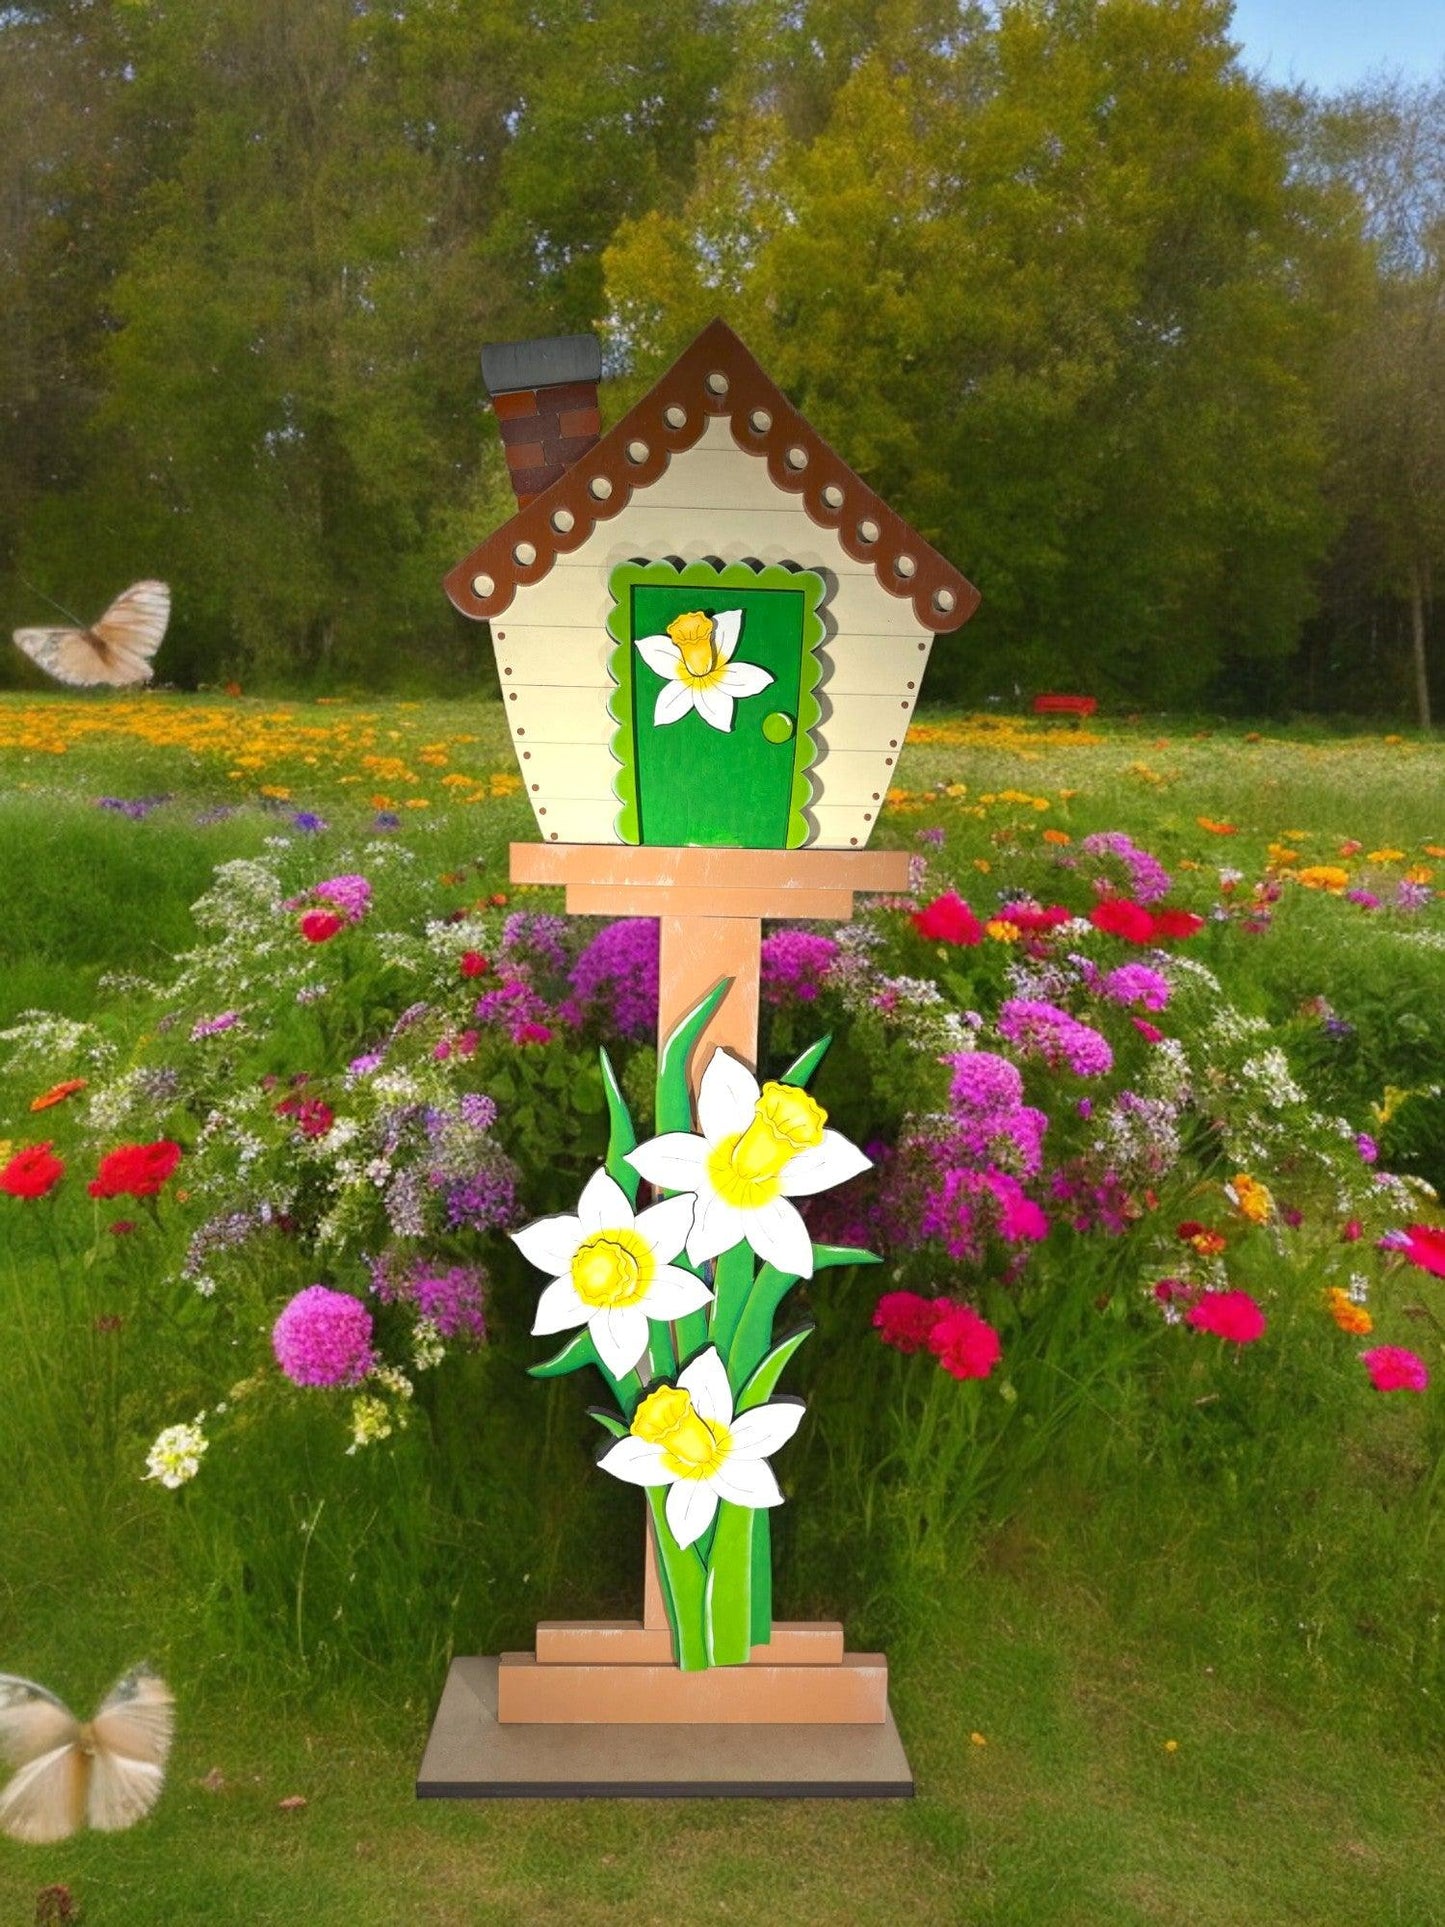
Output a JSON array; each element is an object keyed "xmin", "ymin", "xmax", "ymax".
[
  {"xmin": 634, "ymin": 609, "xmax": 774, "ymax": 732},
  {"xmin": 511, "ymin": 1168, "xmax": 710, "ymax": 1377},
  {"xmin": 627, "ymin": 1047, "xmax": 871, "ymax": 1277},
  {"xmin": 597, "ymin": 1346, "xmax": 802, "ymax": 1549}
]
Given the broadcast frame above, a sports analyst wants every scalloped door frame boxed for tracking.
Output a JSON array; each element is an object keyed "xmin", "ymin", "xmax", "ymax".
[{"xmin": 606, "ymin": 559, "xmax": 824, "ymax": 849}]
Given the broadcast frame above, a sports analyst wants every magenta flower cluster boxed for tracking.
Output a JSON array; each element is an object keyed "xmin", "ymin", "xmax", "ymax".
[
  {"xmin": 566, "ymin": 918, "xmax": 660, "ymax": 1039},
  {"xmin": 761, "ymin": 931, "xmax": 840, "ymax": 1006},
  {"xmin": 996, "ymin": 999, "xmax": 1114, "ymax": 1077},
  {"xmin": 371, "ymin": 1253, "xmax": 488, "ymax": 1341},
  {"xmin": 272, "ymin": 1286, "xmax": 376, "ymax": 1388},
  {"xmin": 1080, "ymin": 831, "xmax": 1172, "ymax": 904}
]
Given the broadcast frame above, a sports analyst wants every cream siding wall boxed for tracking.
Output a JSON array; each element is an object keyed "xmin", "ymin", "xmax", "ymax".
[{"xmin": 496, "ymin": 417, "xmax": 934, "ymax": 847}]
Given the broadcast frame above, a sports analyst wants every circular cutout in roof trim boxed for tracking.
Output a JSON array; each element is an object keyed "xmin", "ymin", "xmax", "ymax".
[
  {"xmin": 785, "ymin": 445, "xmax": 807, "ymax": 472},
  {"xmin": 513, "ymin": 541, "xmax": 537, "ymax": 567},
  {"xmin": 626, "ymin": 439, "xmax": 649, "ymax": 465},
  {"xmin": 471, "ymin": 573, "xmax": 495, "ymax": 599},
  {"xmin": 857, "ymin": 518, "xmax": 880, "ymax": 545},
  {"xmin": 748, "ymin": 408, "xmax": 771, "ymax": 435},
  {"xmin": 706, "ymin": 371, "xmax": 729, "ymax": 395},
  {"xmin": 588, "ymin": 474, "xmax": 613, "ymax": 500},
  {"xmin": 663, "ymin": 404, "xmax": 687, "ymax": 429},
  {"xmin": 821, "ymin": 483, "xmax": 844, "ymax": 510},
  {"xmin": 551, "ymin": 507, "xmax": 574, "ymax": 533},
  {"xmin": 895, "ymin": 554, "xmax": 917, "ymax": 579}
]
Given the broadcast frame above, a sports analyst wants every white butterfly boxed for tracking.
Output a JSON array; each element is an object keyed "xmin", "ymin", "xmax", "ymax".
[
  {"xmin": 0, "ymin": 1668, "xmax": 175, "ymax": 1843},
  {"xmin": 12, "ymin": 581, "xmax": 170, "ymax": 688}
]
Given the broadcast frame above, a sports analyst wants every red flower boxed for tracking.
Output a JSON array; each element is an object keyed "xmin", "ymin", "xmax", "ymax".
[
  {"xmin": 299, "ymin": 910, "xmax": 345, "ymax": 944},
  {"xmin": 1150, "ymin": 907, "xmax": 1205, "ymax": 940},
  {"xmin": 873, "ymin": 1291, "xmax": 953, "ymax": 1354},
  {"xmin": 1185, "ymin": 1289, "xmax": 1266, "ymax": 1344},
  {"xmin": 88, "ymin": 1140, "xmax": 182, "ymax": 1200},
  {"xmin": 1132, "ymin": 1018, "xmax": 1164, "ymax": 1044},
  {"xmin": 294, "ymin": 1099, "xmax": 334, "ymax": 1140},
  {"xmin": 999, "ymin": 903, "xmax": 1072, "ymax": 934},
  {"xmin": 1, "ymin": 1142, "xmax": 65, "ymax": 1199},
  {"xmin": 516, "ymin": 1021, "xmax": 553, "ymax": 1045},
  {"xmin": 928, "ymin": 1304, "xmax": 1003, "ymax": 1380},
  {"xmin": 912, "ymin": 892, "xmax": 983, "ymax": 945},
  {"xmin": 1400, "ymin": 1225, "xmax": 1445, "ymax": 1278},
  {"xmin": 1361, "ymin": 1345, "xmax": 1429, "ymax": 1393},
  {"xmin": 1090, "ymin": 899, "xmax": 1155, "ymax": 943},
  {"xmin": 459, "ymin": 951, "xmax": 489, "ymax": 978}
]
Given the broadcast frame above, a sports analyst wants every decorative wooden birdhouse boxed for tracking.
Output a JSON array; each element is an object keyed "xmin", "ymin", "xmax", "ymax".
[{"xmin": 444, "ymin": 321, "xmax": 980, "ymax": 849}]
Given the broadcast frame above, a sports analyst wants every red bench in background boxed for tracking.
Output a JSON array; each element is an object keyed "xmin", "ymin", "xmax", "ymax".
[{"xmin": 1031, "ymin": 694, "xmax": 1097, "ymax": 719}]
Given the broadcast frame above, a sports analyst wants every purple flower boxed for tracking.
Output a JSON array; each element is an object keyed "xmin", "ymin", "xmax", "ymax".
[
  {"xmin": 314, "ymin": 874, "xmax": 371, "ymax": 922},
  {"xmin": 272, "ymin": 1286, "xmax": 376, "ymax": 1387},
  {"xmin": 1081, "ymin": 831, "xmax": 1171, "ymax": 904},
  {"xmin": 1355, "ymin": 1133, "xmax": 1379, "ymax": 1165},
  {"xmin": 1395, "ymin": 880, "xmax": 1432, "ymax": 912},
  {"xmin": 761, "ymin": 930, "xmax": 839, "ymax": 1007},
  {"xmin": 997, "ymin": 999, "xmax": 1114, "ymax": 1077},
  {"xmin": 458, "ymin": 1092, "xmax": 499, "ymax": 1132},
  {"xmin": 443, "ymin": 1157, "xmax": 517, "ymax": 1232},
  {"xmin": 371, "ymin": 1253, "xmax": 488, "ymax": 1342},
  {"xmin": 501, "ymin": 912, "xmax": 570, "ymax": 974},
  {"xmin": 372, "ymin": 812, "xmax": 401, "ymax": 831},
  {"xmin": 347, "ymin": 1050, "xmax": 384, "ymax": 1079},
  {"xmin": 915, "ymin": 827, "xmax": 946, "ymax": 847},
  {"xmin": 292, "ymin": 811, "xmax": 328, "ymax": 833},
  {"xmin": 1346, "ymin": 888, "xmax": 1379, "ymax": 910},
  {"xmin": 946, "ymin": 1051, "xmax": 1024, "ymax": 1114},
  {"xmin": 568, "ymin": 919, "xmax": 661, "ymax": 1038},
  {"xmin": 1100, "ymin": 964, "xmax": 1170, "ymax": 1012},
  {"xmin": 191, "ymin": 1011, "xmax": 241, "ymax": 1040}
]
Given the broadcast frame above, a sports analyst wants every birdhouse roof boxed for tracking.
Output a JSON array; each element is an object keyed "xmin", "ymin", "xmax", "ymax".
[{"xmin": 443, "ymin": 319, "xmax": 980, "ymax": 635}]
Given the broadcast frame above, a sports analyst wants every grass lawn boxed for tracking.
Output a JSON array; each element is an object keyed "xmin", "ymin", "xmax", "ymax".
[{"xmin": 0, "ymin": 693, "xmax": 1441, "ymax": 1925}]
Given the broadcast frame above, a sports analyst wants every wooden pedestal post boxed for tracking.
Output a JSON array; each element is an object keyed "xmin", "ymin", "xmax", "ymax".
[{"xmin": 492, "ymin": 843, "xmax": 909, "ymax": 1724}]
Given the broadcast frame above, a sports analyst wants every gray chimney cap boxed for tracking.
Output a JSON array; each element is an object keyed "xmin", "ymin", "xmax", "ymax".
[{"xmin": 480, "ymin": 334, "xmax": 602, "ymax": 397}]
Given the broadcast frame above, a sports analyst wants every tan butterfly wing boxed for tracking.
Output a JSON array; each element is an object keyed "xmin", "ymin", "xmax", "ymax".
[
  {"xmin": 13, "ymin": 580, "xmax": 169, "ymax": 688},
  {"xmin": 86, "ymin": 1668, "xmax": 174, "ymax": 1833},
  {"xmin": 0, "ymin": 1676, "xmax": 84, "ymax": 1844}
]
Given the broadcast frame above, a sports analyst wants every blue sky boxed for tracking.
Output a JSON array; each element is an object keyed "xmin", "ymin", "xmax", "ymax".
[{"xmin": 1228, "ymin": 0, "xmax": 1444, "ymax": 94}]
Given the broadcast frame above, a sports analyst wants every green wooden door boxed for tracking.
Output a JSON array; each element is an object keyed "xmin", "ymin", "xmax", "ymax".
[{"xmin": 607, "ymin": 560, "xmax": 824, "ymax": 848}]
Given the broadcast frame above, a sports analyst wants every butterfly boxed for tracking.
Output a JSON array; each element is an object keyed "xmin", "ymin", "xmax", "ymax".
[
  {"xmin": 0, "ymin": 1669, "xmax": 175, "ymax": 1843},
  {"xmin": 12, "ymin": 581, "xmax": 170, "ymax": 688}
]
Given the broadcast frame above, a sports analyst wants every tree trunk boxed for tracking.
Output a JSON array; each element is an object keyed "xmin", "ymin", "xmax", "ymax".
[{"xmin": 1410, "ymin": 558, "xmax": 1431, "ymax": 731}]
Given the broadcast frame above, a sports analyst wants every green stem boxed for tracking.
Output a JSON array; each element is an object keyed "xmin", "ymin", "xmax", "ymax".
[
  {"xmin": 707, "ymin": 1242, "xmax": 755, "ymax": 1362},
  {"xmin": 749, "ymin": 1509, "xmax": 772, "ymax": 1647},
  {"xmin": 646, "ymin": 1490, "xmax": 708, "ymax": 1669},
  {"xmin": 704, "ymin": 1501, "xmax": 754, "ymax": 1666}
]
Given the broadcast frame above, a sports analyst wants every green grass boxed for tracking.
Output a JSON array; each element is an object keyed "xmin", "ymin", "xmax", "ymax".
[{"xmin": 0, "ymin": 694, "xmax": 1441, "ymax": 1925}]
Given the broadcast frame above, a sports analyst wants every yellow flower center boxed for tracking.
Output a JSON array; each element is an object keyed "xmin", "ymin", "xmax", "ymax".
[
  {"xmin": 666, "ymin": 611, "xmax": 726, "ymax": 687},
  {"xmin": 632, "ymin": 1384, "xmax": 731, "ymax": 1481},
  {"xmin": 570, "ymin": 1228, "xmax": 655, "ymax": 1309},
  {"xmin": 706, "ymin": 1081, "xmax": 827, "ymax": 1210}
]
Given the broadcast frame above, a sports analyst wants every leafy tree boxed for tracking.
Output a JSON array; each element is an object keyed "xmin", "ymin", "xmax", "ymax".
[{"xmin": 605, "ymin": 0, "xmax": 1355, "ymax": 706}]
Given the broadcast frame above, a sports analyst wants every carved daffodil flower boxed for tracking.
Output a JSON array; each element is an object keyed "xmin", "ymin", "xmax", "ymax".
[
  {"xmin": 597, "ymin": 1346, "xmax": 804, "ymax": 1549},
  {"xmin": 511, "ymin": 1169, "xmax": 712, "ymax": 1377},
  {"xmin": 627, "ymin": 1049, "xmax": 871, "ymax": 1279},
  {"xmin": 635, "ymin": 609, "xmax": 774, "ymax": 732}
]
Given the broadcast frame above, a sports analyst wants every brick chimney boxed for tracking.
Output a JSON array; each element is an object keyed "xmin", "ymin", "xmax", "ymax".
[{"xmin": 481, "ymin": 334, "xmax": 603, "ymax": 507}]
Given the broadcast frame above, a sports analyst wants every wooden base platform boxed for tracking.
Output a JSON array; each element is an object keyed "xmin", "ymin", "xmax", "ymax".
[{"xmin": 417, "ymin": 1658, "xmax": 914, "ymax": 1800}]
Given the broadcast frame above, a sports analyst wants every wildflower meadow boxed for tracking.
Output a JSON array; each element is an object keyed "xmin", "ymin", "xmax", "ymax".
[{"xmin": 2, "ymin": 693, "xmax": 1443, "ymax": 1923}]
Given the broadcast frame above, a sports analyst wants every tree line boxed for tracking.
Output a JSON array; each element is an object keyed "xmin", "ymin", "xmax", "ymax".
[{"xmin": 1, "ymin": 0, "xmax": 1441, "ymax": 718}]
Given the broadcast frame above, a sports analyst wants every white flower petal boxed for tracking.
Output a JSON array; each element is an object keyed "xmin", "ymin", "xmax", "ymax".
[
  {"xmin": 718, "ymin": 660, "xmax": 773, "ymax": 700},
  {"xmin": 643, "ymin": 1265, "xmax": 714, "ymax": 1319},
  {"xmin": 779, "ymin": 1130, "xmax": 873, "ymax": 1199},
  {"xmin": 746, "ymin": 1196, "xmax": 815, "ymax": 1278},
  {"xmin": 511, "ymin": 1213, "xmax": 582, "ymax": 1276},
  {"xmin": 629, "ymin": 1132, "xmax": 709, "ymax": 1194},
  {"xmin": 666, "ymin": 1477, "xmax": 719, "ymax": 1549},
  {"xmin": 697, "ymin": 1048, "xmax": 760, "ymax": 1142},
  {"xmin": 711, "ymin": 608, "xmax": 742, "ymax": 662},
  {"xmin": 578, "ymin": 1166, "xmax": 633, "ymax": 1234},
  {"xmin": 686, "ymin": 1189, "xmax": 748, "ymax": 1266},
  {"xmin": 599, "ymin": 1436, "xmax": 672, "ymax": 1487},
  {"xmin": 710, "ymin": 1457, "xmax": 784, "ymax": 1509},
  {"xmin": 531, "ymin": 1275, "xmax": 587, "ymax": 1337},
  {"xmin": 731, "ymin": 1399, "xmax": 806, "ymax": 1459},
  {"xmin": 634, "ymin": 1191, "xmax": 695, "ymax": 1264},
  {"xmin": 693, "ymin": 685, "xmax": 735, "ymax": 732},
  {"xmin": 635, "ymin": 633, "xmax": 681, "ymax": 678},
  {"xmin": 595, "ymin": 1304, "xmax": 649, "ymax": 1378},
  {"xmin": 678, "ymin": 1346, "xmax": 734, "ymax": 1425},
  {"xmin": 654, "ymin": 678, "xmax": 695, "ymax": 727}
]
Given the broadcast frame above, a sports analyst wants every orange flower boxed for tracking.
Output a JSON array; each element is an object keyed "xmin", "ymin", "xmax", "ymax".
[
  {"xmin": 1226, "ymin": 1173, "xmax": 1273, "ymax": 1225},
  {"xmin": 1423, "ymin": 844, "xmax": 1445, "ymax": 859},
  {"xmin": 1043, "ymin": 828, "xmax": 1072, "ymax": 845},
  {"xmin": 1197, "ymin": 817, "xmax": 1237, "ymax": 835},
  {"xmin": 30, "ymin": 1078, "xmax": 87, "ymax": 1113},
  {"xmin": 1296, "ymin": 866, "xmax": 1350, "ymax": 893},
  {"xmin": 1325, "ymin": 1288, "xmax": 1372, "ymax": 1336}
]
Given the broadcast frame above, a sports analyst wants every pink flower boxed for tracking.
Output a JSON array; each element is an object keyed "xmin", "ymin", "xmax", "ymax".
[
  {"xmin": 912, "ymin": 892, "xmax": 984, "ymax": 945},
  {"xmin": 1185, "ymin": 1289, "xmax": 1266, "ymax": 1344},
  {"xmin": 459, "ymin": 951, "xmax": 489, "ymax": 978},
  {"xmin": 873, "ymin": 1290, "xmax": 953, "ymax": 1353},
  {"xmin": 272, "ymin": 1286, "xmax": 376, "ymax": 1388},
  {"xmin": 927, "ymin": 1304, "xmax": 1002, "ymax": 1380},
  {"xmin": 1400, "ymin": 1225, "xmax": 1445, "ymax": 1278},
  {"xmin": 1132, "ymin": 1018, "xmax": 1164, "ymax": 1044},
  {"xmin": 1360, "ymin": 1346, "xmax": 1429, "ymax": 1393}
]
